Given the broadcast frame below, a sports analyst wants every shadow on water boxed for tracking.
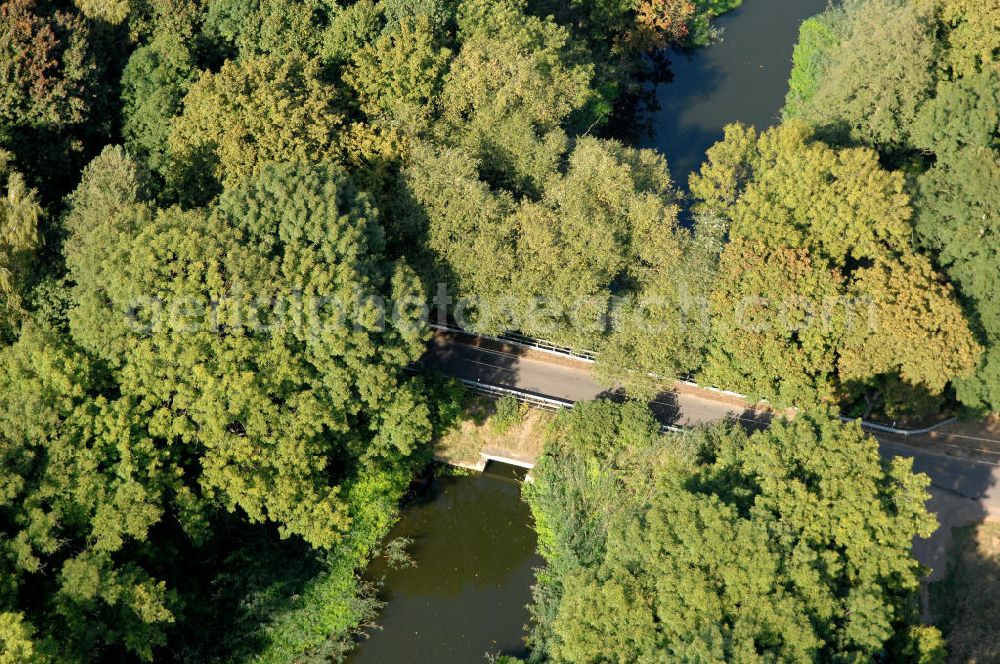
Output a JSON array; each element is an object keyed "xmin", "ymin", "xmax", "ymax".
[
  {"xmin": 642, "ymin": 0, "xmax": 830, "ymax": 187},
  {"xmin": 348, "ymin": 463, "xmax": 539, "ymax": 663}
]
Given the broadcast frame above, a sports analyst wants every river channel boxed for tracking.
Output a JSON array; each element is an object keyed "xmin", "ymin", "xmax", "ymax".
[
  {"xmin": 347, "ymin": 464, "xmax": 539, "ymax": 662},
  {"xmin": 644, "ymin": 0, "xmax": 829, "ymax": 185}
]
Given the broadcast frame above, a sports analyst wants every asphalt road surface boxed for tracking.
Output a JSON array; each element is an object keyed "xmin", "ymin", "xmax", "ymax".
[{"xmin": 420, "ymin": 334, "xmax": 761, "ymax": 427}]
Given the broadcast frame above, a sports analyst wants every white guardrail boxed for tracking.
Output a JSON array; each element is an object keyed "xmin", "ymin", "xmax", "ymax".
[
  {"xmin": 457, "ymin": 378, "xmax": 684, "ymax": 434},
  {"xmin": 426, "ymin": 322, "xmax": 958, "ymax": 438},
  {"xmin": 428, "ymin": 322, "xmax": 597, "ymax": 362},
  {"xmin": 840, "ymin": 416, "xmax": 958, "ymax": 437},
  {"xmin": 457, "ymin": 378, "xmax": 574, "ymax": 412}
]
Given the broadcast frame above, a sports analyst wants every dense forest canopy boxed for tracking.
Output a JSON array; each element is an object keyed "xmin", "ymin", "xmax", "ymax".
[
  {"xmin": 0, "ymin": 0, "xmax": 995, "ymax": 660},
  {"xmin": 785, "ymin": 0, "xmax": 1000, "ymax": 416},
  {"xmin": 521, "ymin": 402, "xmax": 943, "ymax": 663},
  {"xmin": 0, "ymin": 0, "xmax": 743, "ymax": 659}
]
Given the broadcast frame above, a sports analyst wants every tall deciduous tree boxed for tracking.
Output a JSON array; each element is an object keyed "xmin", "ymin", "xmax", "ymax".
[
  {"xmin": 784, "ymin": 0, "xmax": 1000, "ymax": 414},
  {"xmin": 0, "ymin": 0, "xmax": 101, "ymax": 191},
  {"xmin": 438, "ymin": 0, "xmax": 596, "ymax": 195},
  {"xmin": 513, "ymin": 138, "xmax": 676, "ymax": 343},
  {"xmin": 940, "ymin": 0, "xmax": 1000, "ymax": 79},
  {"xmin": 345, "ymin": 15, "xmax": 453, "ymax": 136},
  {"xmin": 66, "ymin": 155, "xmax": 430, "ymax": 548},
  {"xmin": 913, "ymin": 71, "xmax": 1000, "ymax": 412},
  {"xmin": 203, "ymin": 0, "xmax": 326, "ymax": 58},
  {"xmin": 120, "ymin": 5, "xmax": 199, "ymax": 176},
  {"xmin": 784, "ymin": 0, "xmax": 937, "ymax": 148},
  {"xmin": 0, "ymin": 0, "xmax": 94, "ymax": 135},
  {"xmin": 166, "ymin": 53, "xmax": 344, "ymax": 206},
  {"xmin": 0, "ymin": 153, "xmax": 41, "ymax": 332},
  {"xmin": 406, "ymin": 133, "xmax": 701, "ymax": 383},
  {"xmin": 0, "ymin": 324, "xmax": 176, "ymax": 661},
  {"xmin": 63, "ymin": 146, "xmax": 153, "ymax": 361},
  {"xmin": 703, "ymin": 239, "xmax": 845, "ymax": 404},
  {"xmin": 403, "ymin": 140, "xmax": 519, "ymax": 332},
  {"xmin": 691, "ymin": 122, "xmax": 979, "ymax": 408}
]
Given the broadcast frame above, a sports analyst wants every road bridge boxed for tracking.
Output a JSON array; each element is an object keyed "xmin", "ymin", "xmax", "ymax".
[{"xmin": 418, "ymin": 329, "xmax": 1000, "ymax": 581}]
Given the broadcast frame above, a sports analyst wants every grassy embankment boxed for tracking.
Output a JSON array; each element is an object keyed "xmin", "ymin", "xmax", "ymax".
[{"xmin": 434, "ymin": 395, "xmax": 555, "ymax": 469}]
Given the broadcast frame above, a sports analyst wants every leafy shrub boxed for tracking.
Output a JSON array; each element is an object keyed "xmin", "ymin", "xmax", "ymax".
[{"xmin": 491, "ymin": 395, "xmax": 522, "ymax": 434}]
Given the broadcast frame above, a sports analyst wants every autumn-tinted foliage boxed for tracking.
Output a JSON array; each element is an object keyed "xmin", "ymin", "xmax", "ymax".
[
  {"xmin": 0, "ymin": 0, "xmax": 93, "ymax": 133},
  {"xmin": 785, "ymin": 0, "xmax": 1000, "ymax": 414},
  {"xmin": 691, "ymin": 121, "xmax": 980, "ymax": 412},
  {"xmin": 0, "ymin": 0, "xmax": 992, "ymax": 659}
]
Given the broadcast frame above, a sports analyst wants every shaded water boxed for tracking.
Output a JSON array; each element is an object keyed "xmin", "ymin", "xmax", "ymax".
[
  {"xmin": 644, "ymin": 0, "xmax": 830, "ymax": 185},
  {"xmin": 347, "ymin": 464, "xmax": 539, "ymax": 663}
]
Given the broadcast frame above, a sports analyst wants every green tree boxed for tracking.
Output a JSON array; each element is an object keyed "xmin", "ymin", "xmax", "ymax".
[
  {"xmin": 321, "ymin": 0, "xmax": 382, "ymax": 65},
  {"xmin": 203, "ymin": 0, "xmax": 326, "ymax": 58},
  {"xmin": 0, "ymin": 154, "xmax": 42, "ymax": 333},
  {"xmin": 528, "ymin": 406, "xmax": 940, "ymax": 663},
  {"xmin": 406, "ymin": 132, "xmax": 702, "ymax": 378},
  {"xmin": 702, "ymin": 239, "xmax": 845, "ymax": 404},
  {"xmin": 958, "ymin": 346, "xmax": 1000, "ymax": 416},
  {"xmin": 783, "ymin": 0, "xmax": 1000, "ymax": 413},
  {"xmin": 0, "ymin": 324, "xmax": 177, "ymax": 661},
  {"xmin": 512, "ymin": 138, "xmax": 676, "ymax": 344},
  {"xmin": 121, "ymin": 19, "xmax": 199, "ymax": 175},
  {"xmin": 63, "ymin": 146, "xmax": 153, "ymax": 362},
  {"xmin": 72, "ymin": 0, "xmax": 132, "ymax": 24},
  {"xmin": 407, "ymin": 133, "xmax": 707, "ymax": 391},
  {"xmin": 381, "ymin": 0, "xmax": 457, "ymax": 36},
  {"xmin": 345, "ymin": 15, "xmax": 453, "ymax": 136},
  {"xmin": 66, "ymin": 157, "xmax": 430, "ymax": 547},
  {"xmin": 912, "ymin": 71, "xmax": 1000, "ymax": 412},
  {"xmin": 438, "ymin": 0, "xmax": 597, "ymax": 194},
  {"xmin": 940, "ymin": 0, "xmax": 1000, "ymax": 79},
  {"xmin": 782, "ymin": 11, "xmax": 843, "ymax": 120},
  {"xmin": 166, "ymin": 53, "xmax": 344, "ymax": 205},
  {"xmin": 0, "ymin": 611, "xmax": 38, "ymax": 663},
  {"xmin": 523, "ymin": 399, "xmax": 668, "ymax": 656},
  {"xmin": 691, "ymin": 122, "xmax": 979, "ymax": 408},
  {"xmin": 403, "ymin": 140, "xmax": 518, "ymax": 330},
  {"xmin": 785, "ymin": 0, "xmax": 937, "ymax": 148}
]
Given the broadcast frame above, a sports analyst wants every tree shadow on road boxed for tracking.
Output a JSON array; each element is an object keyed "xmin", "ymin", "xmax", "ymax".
[
  {"xmin": 928, "ymin": 519, "xmax": 1000, "ymax": 663},
  {"xmin": 418, "ymin": 331, "xmax": 522, "ymax": 388}
]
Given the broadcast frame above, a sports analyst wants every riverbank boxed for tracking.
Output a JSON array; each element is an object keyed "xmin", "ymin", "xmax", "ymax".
[{"xmin": 434, "ymin": 395, "xmax": 554, "ymax": 470}]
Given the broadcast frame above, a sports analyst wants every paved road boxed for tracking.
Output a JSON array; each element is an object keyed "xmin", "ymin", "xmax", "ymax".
[
  {"xmin": 421, "ymin": 333, "xmax": 1000, "ymax": 577},
  {"xmin": 420, "ymin": 334, "xmax": 760, "ymax": 427}
]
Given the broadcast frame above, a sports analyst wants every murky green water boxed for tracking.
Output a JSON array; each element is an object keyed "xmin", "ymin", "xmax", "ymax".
[{"xmin": 347, "ymin": 464, "xmax": 539, "ymax": 663}]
